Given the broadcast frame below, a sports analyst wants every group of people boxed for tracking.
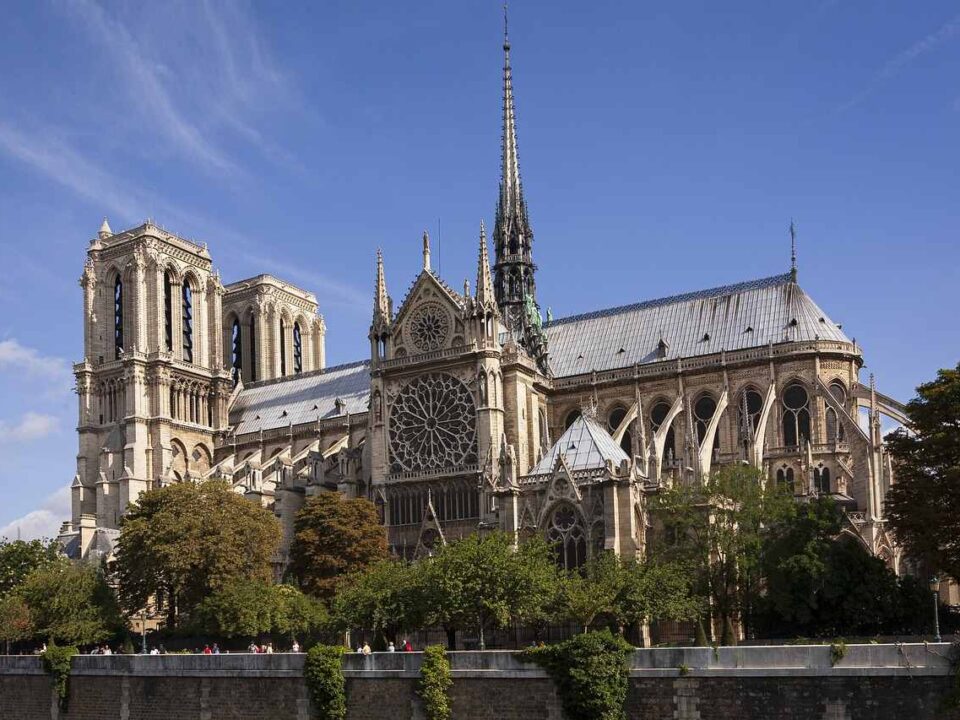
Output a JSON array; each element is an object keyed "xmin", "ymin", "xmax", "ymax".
[{"xmin": 355, "ymin": 639, "xmax": 414, "ymax": 654}]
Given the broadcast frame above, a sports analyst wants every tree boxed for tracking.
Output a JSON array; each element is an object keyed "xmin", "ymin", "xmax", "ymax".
[
  {"xmin": 653, "ymin": 465, "xmax": 795, "ymax": 640},
  {"xmin": 332, "ymin": 559, "xmax": 426, "ymax": 648},
  {"xmin": 19, "ymin": 560, "xmax": 122, "ymax": 645},
  {"xmin": 288, "ymin": 493, "xmax": 388, "ymax": 600},
  {"xmin": 554, "ymin": 552, "xmax": 623, "ymax": 633},
  {"xmin": 423, "ymin": 532, "xmax": 557, "ymax": 649},
  {"xmin": 0, "ymin": 594, "xmax": 33, "ymax": 653},
  {"xmin": 0, "ymin": 538, "xmax": 61, "ymax": 597},
  {"xmin": 114, "ymin": 480, "xmax": 281, "ymax": 628},
  {"xmin": 193, "ymin": 579, "xmax": 327, "ymax": 639},
  {"xmin": 885, "ymin": 363, "xmax": 960, "ymax": 583}
]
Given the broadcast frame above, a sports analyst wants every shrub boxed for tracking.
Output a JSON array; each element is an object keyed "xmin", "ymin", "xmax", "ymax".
[
  {"xmin": 41, "ymin": 641, "xmax": 78, "ymax": 710},
  {"xmin": 522, "ymin": 630, "xmax": 632, "ymax": 720},
  {"xmin": 419, "ymin": 645, "xmax": 452, "ymax": 720},
  {"xmin": 304, "ymin": 645, "xmax": 346, "ymax": 720},
  {"xmin": 829, "ymin": 639, "xmax": 847, "ymax": 667}
]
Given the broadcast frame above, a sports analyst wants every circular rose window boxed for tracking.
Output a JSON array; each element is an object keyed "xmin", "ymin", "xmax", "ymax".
[{"xmin": 407, "ymin": 303, "xmax": 450, "ymax": 352}]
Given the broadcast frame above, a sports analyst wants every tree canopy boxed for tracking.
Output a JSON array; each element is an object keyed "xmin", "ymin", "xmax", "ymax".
[
  {"xmin": 332, "ymin": 559, "xmax": 426, "ymax": 647},
  {"xmin": 18, "ymin": 560, "xmax": 122, "ymax": 646},
  {"xmin": 0, "ymin": 538, "xmax": 61, "ymax": 597},
  {"xmin": 885, "ymin": 363, "xmax": 960, "ymax": 583},
  {"xmin": 114, "ymin": 480, "xmax": 281, "ymax": 627},
  {"xmin": 288, "ymin": 493, "xmax": 388, "ymax": 600},
  {"xmin": 193, "ymin": 579, "xmax": 327, "ymax": 639}
]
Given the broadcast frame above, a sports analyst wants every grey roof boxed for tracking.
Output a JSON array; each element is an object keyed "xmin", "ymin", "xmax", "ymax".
[
  {"xmin": 528, "ymin": 415, "xmax": 628, "ymax": 476},
  {"xmin": 230, "ymin": 360, "xmax": 370, "ymax": 435},
  {"xmin": 543, "ymin": 273, "xmax": 850, "ymax": 378}
]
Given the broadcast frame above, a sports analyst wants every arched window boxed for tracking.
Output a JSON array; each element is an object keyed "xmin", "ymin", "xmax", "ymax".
[
  {"xmin": 293, "ymin": 322, "xmax": 303, "ymax": 374},
  {"xmin": 693, "ymin": 394, "xmax": 720, "ymax": 450},
  {"xmin": 826, "ymin": 382, "xmax": 847, "ymax": 443},
  {"xmin": 650, "ymin": 400, "xmax": 675, "ymax": 466},
  {"xmin": 249, "ymin": 315, "xmax": 257, "ymax": 382},
  {"xmin": 546, "ymin": 504, "xmax": 587, "ymax": 571},
  {"xmin": 113, "ymin": 275, "xmax": 124, "ymax": 360},
  {"xmin": 181, "ymin": 282, "xmax": 193, "ymax": 363},
  {"xmin": 230, "ymin": 319, "xmax": 242, "ymax": 385},
  {"xmin": 781, "ymin": 383, "xmax": 810, "ymax": 448},
  {"xmin": 279, "ymin": 322, "xmax": 287, "ymax": 376},
  {"xmin": 815, "ymin": 466, "xmax": 831, "ymax": 494},
  {"xmin": 607, "ymin": 406, "xmax": 631, "ymax": 455},
  {"xmin": 738, "ymin": 388, "xmax": 764, "ymax": 451},
  {"xmin": 564, "ymin": 409, "xmax": 581, "ymax": 430},
  {"xmin": 163, "ymin": 271, "xmax": 174, "ymax": 351},
  {"xmin": 776, "ymin": 467, "xmax": 795, "ymax": 492}
]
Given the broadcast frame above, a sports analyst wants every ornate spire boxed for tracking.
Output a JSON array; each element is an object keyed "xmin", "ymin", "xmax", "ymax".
[
  {"xmin": 374, "ymin": 248, "xmax": 390, "ymax": 320},
  {"xmin": 492, "ymin": 6, "xmax": 547, "ymax": 373},
  {"xmin": 476, "ymin": 220, "xmax": 495, "ymax": 307},
  {"xmin": 789, "ymin": 219, "xmax": 797, "ymax": 281},
  {"xmin": 422, "ymin": 230, "xmax": 431, "ymax": 272}
]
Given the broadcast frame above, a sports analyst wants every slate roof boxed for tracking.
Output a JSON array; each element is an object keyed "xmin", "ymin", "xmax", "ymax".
[
  {"xmin": 230, "ymin": 360, "xmax": 371, "ymax": 435},
  {"xmin": 527, "ymin": 415, "xmax": 629, "ymax": 477},
  {"xmin": 543, "ymin": 274, "xmax": 850, "ymax": 378}
]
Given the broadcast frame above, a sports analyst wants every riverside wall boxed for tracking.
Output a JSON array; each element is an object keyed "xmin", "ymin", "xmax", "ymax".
[{"xmin": 0, "ymin": 643, "xmax": 957, "ymax": 720}]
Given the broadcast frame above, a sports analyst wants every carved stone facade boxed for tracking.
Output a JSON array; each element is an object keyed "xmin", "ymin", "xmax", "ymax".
[{"xmin": 60, "ymin": 25, "xmax": 908, "ymax": 582}]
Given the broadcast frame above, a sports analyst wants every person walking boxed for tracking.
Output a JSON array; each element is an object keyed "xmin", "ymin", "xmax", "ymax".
[
  {"xmin": 387, "ymin": 642, "xmax": 396, "ymax": 652},
  {"xmin": 361, "ymin": 642, "xmax": 371, "ymax": 656},
  {"xmin": 265, "ymin": 642, "xmax": 274, "ymax": 654},
  {"xmin": 291, "ymin": 640, "xmax": 301, "ymax": 653},
  {"xmin": 212, "ymin": 643, "xmax": 221, "ymax": 655},
  {"xmin": 203, "ymin": 645, "xmax": 212, "ymax": 655}
]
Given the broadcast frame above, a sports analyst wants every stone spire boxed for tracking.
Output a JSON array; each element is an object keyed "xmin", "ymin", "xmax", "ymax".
[
  {"xmin": 476, "ymin": 220, "xmax": 495, "ymax": 308},
  {"xmin": 374, "ymin": 248, "xmax": 390, "ymax": 321},
  {"xmin": 492, "ymin": 7, "xmax": 548, "ymax": 373},
  {"xmin": 422, "ymin": 231, "xmax": 431, "ymax": 272},
  {"xmin": 98, "ymin": 217, "xmax": 112, "ymax": 240}
]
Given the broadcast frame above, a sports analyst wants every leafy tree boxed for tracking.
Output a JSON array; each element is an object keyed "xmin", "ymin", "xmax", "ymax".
[
  {"xmin": 555, "ymin": 552, "xmax": 623, "ymax": 633},
  {"xmin": 0, "ymin": 594, "xmax": 33, "ymax": 653},
  {"xmin": 193, "ymin": 579, "xmax": 326, "ymax": 639},
  {"xmin": 423, "ymin": 532, "xmax": 557, "ymax": 649},
  {"xmin": 332, "ymin": 559, "xmax": 426, "ymax": 647},
  {"xmin": 288, "ymin": 493, "xmax": 388, "ymax": 600},
  {"xmin": 19, "ymin": 560, "xmax": 122, "ymax": 645},
  {"xmin": 885, "ymin": 363, "xmax": 960, "ymax": 583},
  {"xmin": 114, "ymin": 480, "xmax": 281, "ymax": 628},
  {"xmin": 0, "ymin": 538, "xmax": 61, "ymax": 597},
  {"xmin": 758, "ymin": 497, "xmax": 929, "ymax": 638},
  {"xmin": 653, "ymin": 465, "xmax": 795, "ymax": 640}
]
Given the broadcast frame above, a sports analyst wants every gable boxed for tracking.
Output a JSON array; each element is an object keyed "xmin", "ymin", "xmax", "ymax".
[{"xmin": 392, "ymin": 271, "xmax": 467, "ymax": 358}]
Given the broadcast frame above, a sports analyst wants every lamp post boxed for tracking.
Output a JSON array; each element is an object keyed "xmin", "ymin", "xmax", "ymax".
[
  {"xmin": 140, "ymin": 608, "xmax": 148, "ymax": 654},
  {"xmin": 929, "ymin": 576, "xmax": 941, "ymax": 643}
]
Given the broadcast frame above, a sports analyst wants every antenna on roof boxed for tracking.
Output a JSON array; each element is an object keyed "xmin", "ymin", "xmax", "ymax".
[{"xmin": 789, "ymin": 219, "xmax": 797, "ymax": 281}]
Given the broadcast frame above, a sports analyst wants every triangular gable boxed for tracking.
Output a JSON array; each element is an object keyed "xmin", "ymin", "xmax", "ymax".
[
  {"xmin": 527, "ymin": 415, "xmax": 629, "ymax": 477},
  {"xmin": 393, "ymin": 269, "xmax": 466, "ymax": 329},
  {"xmin": 413, "ymin": 492, "xmax": 447, "ymax": 560}
]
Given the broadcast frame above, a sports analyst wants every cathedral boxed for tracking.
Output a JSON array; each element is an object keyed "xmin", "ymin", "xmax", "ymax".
[{"xmin": 58, "ymin": 22, "xmax": 909, "ymax": 578}]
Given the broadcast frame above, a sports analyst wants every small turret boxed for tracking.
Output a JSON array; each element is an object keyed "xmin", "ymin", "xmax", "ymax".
[{"xmin": 98, "ymin": 218, "xmax": 112, "ymax": 240}]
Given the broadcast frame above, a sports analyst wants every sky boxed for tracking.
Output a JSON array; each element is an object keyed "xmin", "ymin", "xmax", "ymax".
[{"xmin": 0, "ymin": 1, "xmax": 957, "ymax": 539}]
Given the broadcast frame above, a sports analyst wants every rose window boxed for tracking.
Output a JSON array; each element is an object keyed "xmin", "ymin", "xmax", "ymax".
[
  {"xmin": 389, "ymin": 373, "xmax": 477, "ymax": 473},
  {"xmin": 407, "ymin": 303, "xmax": 450, "ymax": 352}
]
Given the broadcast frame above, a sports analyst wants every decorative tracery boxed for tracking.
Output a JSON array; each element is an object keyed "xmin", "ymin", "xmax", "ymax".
[
  {"xmin": 407, "ymin": 303, "xmax": 450, "ymax": 352},
  {"xmin": 546, "ymin": 503, "xmax": 587, "ymax": 571},
  {"xmin": 389, "ymin": 373, "xmax": 477, "ymax": 473}
]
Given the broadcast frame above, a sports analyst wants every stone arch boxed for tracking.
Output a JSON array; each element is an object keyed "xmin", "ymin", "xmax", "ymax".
[
  {"xmin": 192, "ymin": 443, "xmax": 212, "ymax": 476},
  {"xmin": 170, "ymin": 438, "xmax": 188, "ymax": 480}
]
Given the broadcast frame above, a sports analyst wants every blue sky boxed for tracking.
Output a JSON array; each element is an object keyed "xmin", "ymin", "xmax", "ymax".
[{"xmin": 0, "ymin": 1, "xmax": 957, "ymax": 538}]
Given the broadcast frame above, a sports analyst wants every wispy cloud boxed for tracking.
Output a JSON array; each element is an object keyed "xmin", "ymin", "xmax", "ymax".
[
  {"xmin": 0, "ymin": 486, "xmax": 71, "ymax": 541},
  {"xmin": 0, "ymin": 413, "xmax": 60, "ymax": 443},
  {"xmin": 837, "ymin": 13, "xmax": 960, "ymax": 113},
  {"xmin": 0, "ymin": 339, "xmax": 70, "ymax": 380}
]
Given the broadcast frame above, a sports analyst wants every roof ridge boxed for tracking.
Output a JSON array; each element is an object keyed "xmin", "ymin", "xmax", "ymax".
[
  {"xmin": 242, "ymin": 358, "xmax": 370, "ymax": 390},
  {"xmin": 544, "ymin": 272, "xmax": 794, "ymax": 328}
]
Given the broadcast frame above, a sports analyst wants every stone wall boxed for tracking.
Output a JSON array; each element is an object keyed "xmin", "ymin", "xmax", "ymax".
[{"xmin": 1, "ymin": 644, "xmax": 957, "ymax": 720}]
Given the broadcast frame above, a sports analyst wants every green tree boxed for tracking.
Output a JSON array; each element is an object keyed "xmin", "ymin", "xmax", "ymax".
[
  {"xmin": 288, "ymin": 493, "xmax": 388, "ymax": 600},
  {"xmin": 19, "ymin": 560, "xmax": 122, "ymax": 645},
  {"xmin": 885, "ymin": 363, "xmax": 960, "ymax": 583},
  {"xmin": 555, "ymin": 552, "xmax": 624, "ymax": 633},
  {"xmin": 114, "ymin": 480, "xmax": 281, "ymax": 628},
  {"xmin": 193, "ymin": 579, "xmax": 326, "ymax": 639},
  {"xmin": 423, "ymin": 532, "xmax": 557, "ymax": 649},
  {"xmin": 332, "ymin": 559, "xmax": 426, "ymax": 648},
  {"xmin": 653, "ymin": 465, "xmax": 795, "ymax": 640},
  {"xmin": 0, "ymin": 594, "xmax": 33, "ymax": 653},
  {"xmin": 0, "ymin": 538, "xmax": 61, "ymax": 597}
]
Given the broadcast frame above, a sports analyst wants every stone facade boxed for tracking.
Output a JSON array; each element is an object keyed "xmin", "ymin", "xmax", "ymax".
[{"xmin": 60, "ymin": 23, "xmax": 912, "ymax": 598}]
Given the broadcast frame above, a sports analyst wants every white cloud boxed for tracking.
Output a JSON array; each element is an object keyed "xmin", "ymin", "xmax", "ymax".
[
  {"xmin": 0, "ymin": 486, "xmax": 71, "ymax": 542},
  {"xmin": 0, "ymin": 339, "xmax": 71, "ymax": 381},
  {"xmin": 0, "ymin": 413, "xmax": 61, "ymax": 443}
]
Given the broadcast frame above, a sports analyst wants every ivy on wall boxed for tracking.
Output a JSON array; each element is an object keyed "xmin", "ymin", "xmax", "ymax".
[
  {"xmin": 521, "ymin": 630, "xmax": 633, "ymax": 720},
  {"xmin": 304, "ymin": 645, "xmax": 346, "ymax": 720},
  {"xmin": 419, "ymin": 645, "xmax": 453, "ymax": 720},
  {"xmin": 40, "ymin": 642, "xmax": 78, "ymax": 711}
]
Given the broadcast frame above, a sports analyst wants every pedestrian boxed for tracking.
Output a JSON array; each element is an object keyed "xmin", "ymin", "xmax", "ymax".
[
  {"xmin": 158, "ymin": 644, "xmax": 167, "ymax": 655},
  {"xmin": 291, "ymin": 640, "xmax": 301, "ymax": 653},
  {"xmin": 387, "ymin": 642, "xmax": 396, "ymax": 652},
  {"xmin": 103, "ymin": 646, "xmax": 113, "ymax": 656},
  {"xmin": 266, "ymin": 642, "xmax": 274, "ymax": 654},
  {"xmin": 248, "ymin": 641, "xmax": 258, "ymax": 654},
  {"xmin": 149, "ymin": 647, "xmax": 160, "ymax": 656},
  {"xmin": 203, "ymin": 645, "xmax": 212, "ymax": 655},
  {"xmin": 361, "ymin": 642, "xmax": 371, "ymax": 656},
  {"xmin": 212, "ymin": 643, "xmax": 220, "ymax": 655},
  {"xmin": 356, "ymin": 644, "xmax": 363, "ymax": 653},
  {"xmin": 403, "ymin": 639, "xmax": 413, "ymax": 652}
]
